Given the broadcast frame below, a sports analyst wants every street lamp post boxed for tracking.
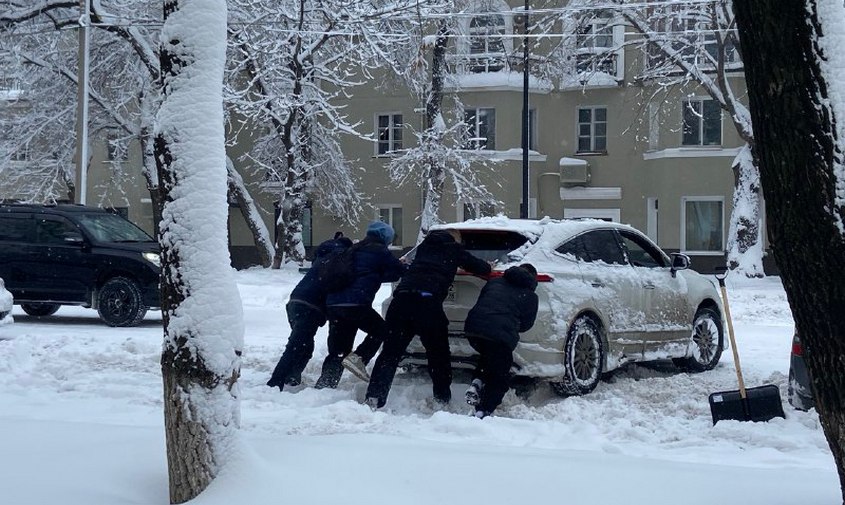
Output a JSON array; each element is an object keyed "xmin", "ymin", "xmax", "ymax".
[
  {"xmin": 76, "ymin": 0, "xmax": 91, "ymax": 205},
  {"xmin": 520, "ymin": 0, "xmax": 530, "ymax": 219}
]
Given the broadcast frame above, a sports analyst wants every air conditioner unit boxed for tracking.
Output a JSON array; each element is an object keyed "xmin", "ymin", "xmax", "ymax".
[{"xmin": 560, "ymin": 158, "xmax": 591, "ymax": 187}]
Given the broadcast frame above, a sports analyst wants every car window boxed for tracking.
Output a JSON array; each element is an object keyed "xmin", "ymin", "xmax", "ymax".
[
  {"xmin": 618, "ymin": 231, "xmax": 667, "ymax": 268},
  {"xmin": 0, "ymin": 215, "xmax": 33, "ymax": 242},
  {"xmin": 406, "ymin": 229, "xmax": 530, "ymax": 264},
  {"xmin": 555, "ymin": 235, "xmax": 589, "ymax": 261},
  {"xmin": 76, "ymin": 213, "xmax": 153, "ymax": 243},
  {"xmin": 36, "ymin": 216, "xmax": 81, "ymax": 245},
  {"xmin": 580, "ymin": 230, "xmax": 626, "ymax": 265}
]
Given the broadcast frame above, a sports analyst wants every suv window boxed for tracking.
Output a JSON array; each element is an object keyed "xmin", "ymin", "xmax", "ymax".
[
  {"xmin": 36, "ymin": 216, "xmax": 82, "ymax": 245},
  {"xmin": 580, "ymin": 230, "xmax": 626, "ymax": 265},
  {"xmin": 76, "ymin": 213, "xmax": 153, "ymax": 243},
  {"xmin": 555, "ymin": 235, "xmax": 589, "ymax": 261},
  {"xmin": 617, "ymin": 230, "xmax": 667, "ymax": 268},
  {"xmin": 0, "ymin": 215, "xmax": 33, "ymax": 242}
]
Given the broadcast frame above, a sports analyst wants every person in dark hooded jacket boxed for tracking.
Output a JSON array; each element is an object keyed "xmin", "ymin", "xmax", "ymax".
[
  {"xmin": 365, "ymin": 229, "xmax": 492, "ymax": 408},
  {"xmin": 267, "ymin": 232, "xmax": 352, "ymax": 391},
  {"xmin": 314, "ymin": 221, "xmax": 406, "ymax": 389},
  {"xmin": 463, "ymin": 263, "xmax": 539, "ymax": 418}
]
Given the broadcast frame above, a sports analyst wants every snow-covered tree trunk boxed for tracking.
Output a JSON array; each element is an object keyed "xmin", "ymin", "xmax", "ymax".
[
  {"xmin": 726, "ymin": 144, "xmax": 764, "ymax": 277},
  {"xmin": 155, "ymin": 1, "xmax": 244, "ymax": 502},
  {"xmin": 734, "ymin": 0, "xmax": 845, "ymax": 499},
  {"xmin": 227, "ymin": 158, "xmax": 273, "ymax": 268}
]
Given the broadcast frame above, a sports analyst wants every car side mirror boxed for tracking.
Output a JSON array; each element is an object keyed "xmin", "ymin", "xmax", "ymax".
[
  {"xmin": 670, "ymin": 253, "xmax": 690, "ymax": 277},
  {"xmin": 63, "ymin": 233, "xmax": 85, "ymax": 246}
]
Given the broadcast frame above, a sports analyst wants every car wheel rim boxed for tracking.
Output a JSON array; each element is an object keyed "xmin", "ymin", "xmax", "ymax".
[
  {"xmin": 692, "ymin": 315, "xmax": 718, "ymax": 365},
  {"xmin": 572, "ymin": 329, "xmax": 599, "ymax": 383},
  {"xmin": 104, "ymin": 287, "xmax": 132, "ymax": 320}
]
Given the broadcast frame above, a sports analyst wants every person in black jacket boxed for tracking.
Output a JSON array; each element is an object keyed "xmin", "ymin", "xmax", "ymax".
[
  {"xmin": 267, "ymin": 232, "xmax": 352, "ymax": 391},
  {"xmin": 315, "ymin": 221, "xmax": 406, "ymax": 389},
  {"xmin": 464, "ymin": 264, "xmax": 539, "ymax": 418},
  {"xmin": 365, "ymin": 229, "xmax": 492, "ymax": 408}
]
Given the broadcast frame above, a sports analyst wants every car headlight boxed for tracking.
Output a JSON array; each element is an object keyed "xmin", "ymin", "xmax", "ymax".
[{"xmin": 143, "ymin": 252, "xmax": 161, "ymax": 268}]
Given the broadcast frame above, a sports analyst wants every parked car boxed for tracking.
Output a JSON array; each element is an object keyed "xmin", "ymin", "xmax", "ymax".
[
  {"xmin": 0, "ymin": 276, "xmax": 12, "ymax": 326},
  {"xmin": 788, "ymin": 332, "xmax": 814, "ymax": 410},
  {"xmin": 388, "ymin": 217, "xmax": 725, "ymax": 396},
  {"xmin": 0, "ymin": 204, "xmax": 160, "ymax": 327}
]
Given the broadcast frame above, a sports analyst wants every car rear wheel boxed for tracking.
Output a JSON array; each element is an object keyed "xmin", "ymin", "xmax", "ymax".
[
  {"xmin": 551, "ymin": 316, "xmax": 605, "ymax": 396},
  {"xmin": 97, "ymin": 277, "xmax": 147, "ymax": 327},
  {"xmin": 673, "ymin": 307, "xmax": 723, "ymax": 372},
  {"xmin": 21, "ymin": 303, "xmax": 61, "ymax": 317}
]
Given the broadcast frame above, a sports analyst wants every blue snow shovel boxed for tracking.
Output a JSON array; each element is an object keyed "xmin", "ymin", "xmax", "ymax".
[{"xmin": 708, "ymin": 267, "xmax": 785, "ymax": 424}]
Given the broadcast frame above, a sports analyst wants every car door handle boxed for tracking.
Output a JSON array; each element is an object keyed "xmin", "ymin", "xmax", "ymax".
[
  {"xmin": 643, "ymin": 283, "xmax": 656, "ymax": 290},
  {"xmin": 591, "ymin": 280, "xmax": 605, "ymax": 288}
]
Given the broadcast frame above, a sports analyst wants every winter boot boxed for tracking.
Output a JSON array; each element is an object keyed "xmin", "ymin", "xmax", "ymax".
[
  {"xmin": 315, "ymin": 356, "xmax": 343, "ymax": 389},
  {"xmin": 432, "ymin": 383, "xmax": 452, "ymax": 405},
  {"xmin": 284, "ymin": 373, "xmax": 302, "ymax": 387},
  {"xmin": 342, "ymin": 353, "xmax": 370, "ymax": 382},
  {"xmin": 473, "ymin": 409, "xmax": 490, "ymax": 419},
  {"xmin": 465, "ymin": 378, "xmax": 484, "ymax": 406},
  {"xmin": 365, "ymin": 397, "xmax": 382, "ymax": 411}
]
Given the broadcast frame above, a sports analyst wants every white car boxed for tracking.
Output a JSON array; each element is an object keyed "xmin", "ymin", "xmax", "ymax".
[
  {"xmin": 391, "ymin": 217, "xmax": 725, "ymax": 396},
  {"xmin": 0, "ymin": 276, "xmax": 13, "ymax": 326}
]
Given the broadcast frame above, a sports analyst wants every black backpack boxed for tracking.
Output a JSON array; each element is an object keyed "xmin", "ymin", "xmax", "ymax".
[{"xmin": 314, "ymin": 243, "xmax": 358, "ymax": 292}]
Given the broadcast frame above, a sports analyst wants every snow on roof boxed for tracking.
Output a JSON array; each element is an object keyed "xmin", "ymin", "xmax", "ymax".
[
  {"xmin": 432, "ymin": 215, "xmax": 637, "ymax": 243},
  {"xmin": 447, "ymin": 71, "xmax": 553, "ymax": 93}
]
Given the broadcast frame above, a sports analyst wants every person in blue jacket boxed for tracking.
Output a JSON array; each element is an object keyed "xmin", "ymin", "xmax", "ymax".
[
  {"xmin": 267, "ymin": 232, "xmax": 352, "ymax": 391},
  {"xmin": 315, "ymin": 221, "xmax": 406, "ymax": 389},
  {"xmin": 463, "ymin": 264, "xmax": 539, "ymax": 418}
]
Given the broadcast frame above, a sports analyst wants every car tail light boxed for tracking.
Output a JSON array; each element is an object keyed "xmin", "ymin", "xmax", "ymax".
[
  {"xmin": 791, "ymin": 335, "xmax": 803, "ymax": 357},
  {"xmin": 458, "ymin": 270, "xmax": 554, "ymax": 282}
]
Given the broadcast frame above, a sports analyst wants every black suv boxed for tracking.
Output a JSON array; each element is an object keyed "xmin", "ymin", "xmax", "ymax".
[{"xmin": 0, "ymin": 204, "xmax": 160, "ymax": 326}]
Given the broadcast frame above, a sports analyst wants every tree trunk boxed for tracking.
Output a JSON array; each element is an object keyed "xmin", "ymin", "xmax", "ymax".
[
  {"xmin": 726, "ymin": 144, "xmax": 764, "ymax": 277},
  {"xmin": 226, "ymin": 158, "xmax": 273, "ymax": 268},
  {"xmin": 156, "ymin": 0, "xmax": 243, "ymax": 503},
  {"xmin": 734, "ymin": 1, "xmax": 845, "ymax": 500}
]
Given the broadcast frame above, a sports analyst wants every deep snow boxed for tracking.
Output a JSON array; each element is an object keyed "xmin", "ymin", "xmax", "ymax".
[{"xmin": 0, "ymin": 268, "xmax": 839, "ymax": 505}]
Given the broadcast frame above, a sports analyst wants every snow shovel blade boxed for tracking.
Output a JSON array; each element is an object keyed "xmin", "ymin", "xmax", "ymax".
[{"xmin": 708, "ymin": 384, "xmax": 785, "ymax": 425}]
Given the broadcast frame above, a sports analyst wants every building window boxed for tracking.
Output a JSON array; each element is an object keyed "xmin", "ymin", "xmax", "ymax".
[
  {"xmin": 376, "ymin": 113, "xmax": 403, "ymax": 155},
  {"xmin": 469, "ymin": 14, "xmax": 506, "ymax": 73},
  {"xmin": 528, "ymin": 108, "xmax": 537, "ymax": 151},
  {"xmin": 576, "ymin": 16, "xmax": 617, "ymax": 75},
  {"xmin": 577, "ymin": 107, "xmax": 607, "ymax": 153},
  {"xmin": 11, "ymin": 146, "xmax": 28, "ymax": 162},
  {"xmin": 463, "ymin": 108, "xmax": 496, "ymax": 150},
  {"xmin": 682, "ymin": 197, "xmax": 724, "ymax": 253},
  {"xmin": 682, "ymin": 99, "xmax": 721, "ymax": 146},
  {"xmin": 376, "ymin": 205, "xmax": 403, "ymax": 246}
]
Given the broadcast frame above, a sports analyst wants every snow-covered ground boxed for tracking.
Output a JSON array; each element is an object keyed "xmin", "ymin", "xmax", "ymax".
[{"xmin": 0, "ymin": 269, "xmax": 838, "ymax": 505}]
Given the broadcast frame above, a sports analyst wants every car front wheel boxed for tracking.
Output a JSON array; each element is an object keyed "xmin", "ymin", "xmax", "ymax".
[
  {"xmin": 551, "ymin": 316, "xmax": 605, "ymax": 396},
  {"xmin": 673, "ymin": 307, "xmax": 723, "ymax": 372},
  {"xmin": 97, "ymin": 277, "xmax": 147, "ymax": 327},
  {"xmin": 21, "ymin": 303, "xmax": 61, "ymax": 317}
]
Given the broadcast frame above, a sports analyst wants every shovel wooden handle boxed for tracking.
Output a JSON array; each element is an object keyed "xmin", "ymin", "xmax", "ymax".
[{"xmin": 718, "ymin": 279, "xmax": 747, "ymax": 399}]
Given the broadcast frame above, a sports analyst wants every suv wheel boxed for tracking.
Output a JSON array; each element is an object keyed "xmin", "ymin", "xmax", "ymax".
[
  {"xmin": 673, "ymin": 307, "xmax": 723, "ymax": 372},
  {"xmin": 97, "ymin": 277, "xmax": 147, "ymax": 327},
  {"xmin": 21, "ymin": 303, "xmax": 61, "ymax": 317},
  {"xmin": 551, "ymin": 316, "xmax": 605, "ymax": 396}
]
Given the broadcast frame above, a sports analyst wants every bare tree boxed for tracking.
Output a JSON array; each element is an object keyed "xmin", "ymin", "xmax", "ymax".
[
  {"xmin": 733, "ymin": 0, "xmax": 845, "ymax": 499},
  {"xmin": 155, "ymin": 0, "xmax": 243, "ymax": 502}
]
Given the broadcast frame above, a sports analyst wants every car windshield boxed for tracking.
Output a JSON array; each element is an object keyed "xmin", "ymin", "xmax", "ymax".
[{"xmin": 77, "ymin": 213, "xmax": 153, "ymax": 243}]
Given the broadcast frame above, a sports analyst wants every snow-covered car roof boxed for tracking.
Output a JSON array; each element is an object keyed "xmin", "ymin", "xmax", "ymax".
[{"xmin": 431, "ymin": 215, "xmax": 639, "ymax": 243}]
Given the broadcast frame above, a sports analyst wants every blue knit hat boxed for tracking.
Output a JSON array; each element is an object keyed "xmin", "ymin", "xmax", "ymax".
[{"xmin": 366, "ymin": 221, "xmax": 395, "ymax": 245}]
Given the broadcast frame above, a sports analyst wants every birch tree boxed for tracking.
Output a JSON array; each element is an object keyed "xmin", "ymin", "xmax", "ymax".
[
  {"xmin": 733, "ymin": 0, "xmax": 845, "ymax": 498},
  {"xmin": 156, "ymin": 0, "xmax": 243, "ymax": 502}
]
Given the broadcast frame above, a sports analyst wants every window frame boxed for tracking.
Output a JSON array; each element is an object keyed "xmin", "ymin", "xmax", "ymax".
[
  {"xmin": 680, "ymin": 196, "xmax": 725, "ymax": 255},
  {"xmin": 375, "ymin": 204, "xmax": 403, "ymax": 246},
  {"xmin": 463, "ymin": 107, "xmax": 496, "ymax": 150},
  {"xmin": 576, "ymin": 106, "xmax": 608, "ymax": 154},
  {"xmin": 468, "ymin": 13, "xmax": 507, "ymax": 73},
  {"xmin": 681, "ymin": 98, "xmax": 723, "ymax": 147},
  {"xmin": 374, "ymin": 112, "xmax": 404, "ymax": 157}
]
